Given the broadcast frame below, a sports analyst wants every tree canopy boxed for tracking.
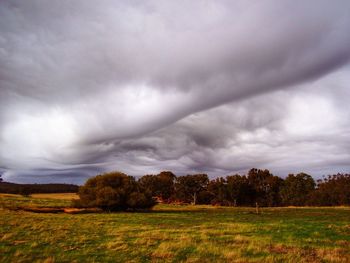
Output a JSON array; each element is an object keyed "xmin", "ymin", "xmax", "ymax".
[{"xmin": 76, "ymin": 172, "xmax": 156, "ymax": 211}]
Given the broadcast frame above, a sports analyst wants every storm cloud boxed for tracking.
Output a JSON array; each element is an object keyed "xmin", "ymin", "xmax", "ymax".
[{"xmin": 1, "ymin": 1, "xmax": 350, "ymax": 183}]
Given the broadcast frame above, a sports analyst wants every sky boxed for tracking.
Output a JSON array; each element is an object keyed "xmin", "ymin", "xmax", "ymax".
[{"xmin": 1, "ymin": 0, "xmax": 350, "ymax": 184}]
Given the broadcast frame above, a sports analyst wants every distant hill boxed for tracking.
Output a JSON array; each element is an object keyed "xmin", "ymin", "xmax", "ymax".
[{"xmin": 0, "ymin": 181, "xmax": 79, "ymax": 194}]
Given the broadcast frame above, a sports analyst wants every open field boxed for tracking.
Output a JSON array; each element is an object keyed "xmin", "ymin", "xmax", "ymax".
[
  {"xmin": 30, "ymin": 193, "xmax": 79, "ymax": 200},
  {"xmin": 0, "ymin": 194, "xmax": 350, "ymax": 262}
]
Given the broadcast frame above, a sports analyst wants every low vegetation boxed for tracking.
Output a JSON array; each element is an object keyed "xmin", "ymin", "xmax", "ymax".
[{"xmin": 1, "ymin": 193, "xmax": 349, "ymax": 262}]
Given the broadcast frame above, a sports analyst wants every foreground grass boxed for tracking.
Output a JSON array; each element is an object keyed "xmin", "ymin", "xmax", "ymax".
[{"xmin": 0, "ymin": 194, "xmax": 349, "ymax": 262}]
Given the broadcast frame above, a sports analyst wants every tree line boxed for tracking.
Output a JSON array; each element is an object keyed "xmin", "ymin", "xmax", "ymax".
[
  {"xmin": 0, "ymin": 176, "xmax": 79, "ymax": 195},
  {"xmin": 74, "ymin": 169, "xmax": 350, "ymax": 211},
  {"xmin": 1, "ymin": 170, "xmax": 349, "ymax": 210}
]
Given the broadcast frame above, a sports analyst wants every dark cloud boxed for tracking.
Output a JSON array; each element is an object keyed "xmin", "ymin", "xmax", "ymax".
[{"xmin": 1, "ymin": 1, "xmax": 350, "ymax": 183}]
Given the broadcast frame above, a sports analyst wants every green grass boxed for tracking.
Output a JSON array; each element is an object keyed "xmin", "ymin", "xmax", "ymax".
[{"xmin": 1, "ymin": 194, "xmax": 350, "ymax": 262}]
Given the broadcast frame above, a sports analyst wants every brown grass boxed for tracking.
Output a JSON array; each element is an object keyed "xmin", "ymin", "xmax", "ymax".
[{"xmin": 30, "ymin": 193, "xmax": 78, "ymax": 199}]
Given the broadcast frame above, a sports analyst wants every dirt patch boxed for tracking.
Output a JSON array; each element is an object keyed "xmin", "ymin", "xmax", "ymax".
[{"xmin": 63, "ymin": 208, "xmax": 103, "ymax": 214}]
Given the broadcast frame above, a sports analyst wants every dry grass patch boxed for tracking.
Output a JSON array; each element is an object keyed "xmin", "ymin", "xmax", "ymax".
[
  {"xmin": 106, "ymin": 240, "xmax": 129, "ymax": 251},
  {"xmin": 316, "ymin": 248, "xmax": 349, "ymax": 262},
  {"xmin": 151, "ymin": 242, "xmax": 177, "ymax": 259},
  {"xmin": 31, "ymin": 193, "xmax": 78, "ymax": 200}
]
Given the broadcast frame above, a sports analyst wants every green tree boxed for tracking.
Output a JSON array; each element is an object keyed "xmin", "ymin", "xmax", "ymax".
[
  {"xmin": 138, "ymin": 171, "xmax": 176, "ymax": 202},
  {"xmin": 247, "ymin": 168, "xmax": 283, "ymax": 207},
  {"xmin": 208, "ymin": 177, "xmax": 227, "ymax": 205},
  {"xmin": 307, "ymin": 174, "xmax": 350, "ymax": 206},
  {"xmin": 280, "ymin": 173, "xmax": 315, "ymax": 206},
  {"xmin": 226, "ymin": 175, "xmax": 253, "ymax": 206},
  {"xmin": 175, "ymin": 174, "xmax": 209, "ymax": 204},
  {"xmin": 77, "ymin": 172, "xmax": 155, "ymax": 211}
]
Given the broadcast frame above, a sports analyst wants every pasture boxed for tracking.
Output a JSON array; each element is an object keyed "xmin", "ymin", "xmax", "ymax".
[{"xmin": 0, "ymin": 193, "xmax": 349, "ymax": 262}]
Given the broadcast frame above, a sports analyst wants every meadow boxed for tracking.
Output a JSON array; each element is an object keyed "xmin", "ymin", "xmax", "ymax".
[{"xmin": 0, "ymin": 194, "xmax": 349, "ymax": 262}]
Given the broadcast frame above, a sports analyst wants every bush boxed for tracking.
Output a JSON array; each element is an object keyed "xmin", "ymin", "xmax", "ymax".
[{"xmin": 76, "ymin": 172, "xmax": 156, "ymax": 211}]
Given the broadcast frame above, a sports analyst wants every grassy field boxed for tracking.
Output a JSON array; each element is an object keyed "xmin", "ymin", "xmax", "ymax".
[
  {"xmin": 0, "ymin": 194, "xmax": 349, "ymax": 262},
  {"xmin": 30, "ymin": 193, "xmax": 79, "ymax": 200}
]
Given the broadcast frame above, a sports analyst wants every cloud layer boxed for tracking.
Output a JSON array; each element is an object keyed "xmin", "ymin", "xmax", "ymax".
[{"xmin": 1, "ymin": 1, "xmax": 350, "ymax": 183}]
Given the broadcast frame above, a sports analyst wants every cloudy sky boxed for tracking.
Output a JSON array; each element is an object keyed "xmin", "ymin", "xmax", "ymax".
[{"xmin": 1, "ymin": 1, "xmax": 350, "ymax": 184}]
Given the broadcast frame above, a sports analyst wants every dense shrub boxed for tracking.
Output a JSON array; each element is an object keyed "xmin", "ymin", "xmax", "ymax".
[{"xmin": 76, "ymin": 172, "xmax": 156, "ymax": 211}]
